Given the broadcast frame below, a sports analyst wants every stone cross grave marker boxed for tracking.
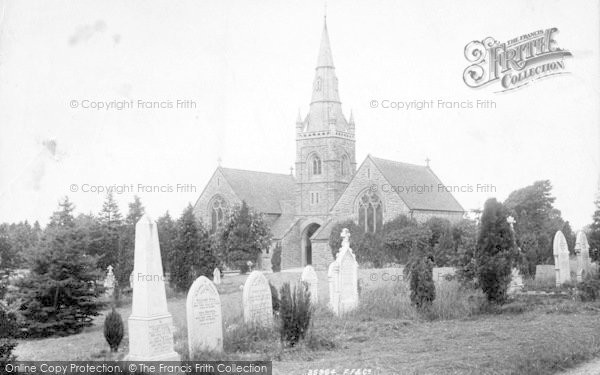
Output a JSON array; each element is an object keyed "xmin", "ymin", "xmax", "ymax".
[
  {"xmin": 301, "ymin": 265, "xmax": 319, "ymax": 306},
  {"xmin": 126, "ymin": 215, "xmax": 179, "ymax": 361},
  {"xmin": 186, "ymin": 275, "xmax": 223, "ymax": 354},
  {"xmin": 575, "ymin": 231, "xmax": 591, "ymax": 282},
  {"xmin": 242, "ymin": 271, "xmax": 273, "ymax": 327},
  {"xmin": 553, "ymin": 230, "xmax": 571, "ymax": 286}
]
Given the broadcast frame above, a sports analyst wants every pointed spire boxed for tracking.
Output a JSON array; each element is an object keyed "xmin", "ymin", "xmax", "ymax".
[
  {"xmin": 349, "ymin": 109, "xmax": 354, "ymax": 124},
  {"xmin": 317, "ymin": 17, "xmax": 334, "ymax": 68}
]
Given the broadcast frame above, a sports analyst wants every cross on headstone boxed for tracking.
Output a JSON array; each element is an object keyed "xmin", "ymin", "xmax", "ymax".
[
  {"xmin": 507, "ymin": 216, "xmax": 516, "ymax": 231},
  {"xmin": 341, "ymin": 228, "xmax": 351, "ymax": 249}
]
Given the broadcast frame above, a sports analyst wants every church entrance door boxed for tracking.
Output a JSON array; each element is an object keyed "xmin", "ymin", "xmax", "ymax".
[{"xmin": 303, "ymin": 223, "xmax": 320, "ymax": 266}]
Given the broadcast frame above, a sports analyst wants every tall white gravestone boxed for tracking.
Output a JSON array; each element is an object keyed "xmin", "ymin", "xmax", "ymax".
[
  {"xmin": 186, "ymin": 276, "xmax": 223, "ymax": 354},
  {"xmin": 242, "ymin": 271, "xmax": 273, "ymax": 327},
  {"xmin": 103, "ymin": 265, "xmax": 116, "ymax": 298},
  {"xmin": 327, "ymin": 261, "xmax": 340, "ymax": 315},
  {"xmin": 126, "ymin": 215, "xmax": 179, "ymax": 361},
  {"xmin": 575, "ymin": 231, "xmax": 591, "ymax": 282},
  {"xmin": 553, "ymin": 231, "xmax": 571, "ymax": 286},
  {"xmin": 329, "ymin": 229, "xmax": 358, "ymax": 316},
  {"xmin": 301, "ymin": 265, "xmax": 319, "ymax": 306},
  {"xmin": 213, "ymin": 267, "xmax": 221, "ymax": 285}
]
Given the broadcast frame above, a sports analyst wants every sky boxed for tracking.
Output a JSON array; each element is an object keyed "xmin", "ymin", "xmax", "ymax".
[{"xmin": 0, "ymin": 0, "xmax": 598, "ymax": 229}]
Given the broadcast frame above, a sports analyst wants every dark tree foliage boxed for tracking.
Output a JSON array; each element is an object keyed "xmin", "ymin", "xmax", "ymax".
[
  {"xmin": 11, "ymin": 197, "xmax": 104, "ymax": 338},
  {"xmin": 589, "ymin": 200, "xmax": 600, "ymax": 262},
  {"xmin": 157, "ymin": 212, "xmax": 176, "ymax": 276},
  {"xmin": 424, "ymin": 217, "xmax": 454, "ymax": 266},
  {"xmin": 170, "ymin": 205, "xmax": 215, "ymax": 291},
  {"xmin": 271, "ymin": 242, "xmax": 282, "ymax": 273},
  {"xmin": 219, "ymin": 201, "xmax": 271, "ymax": 273},
  {"xmin": 278, "ymin": 281, "xmax": 312, "ymax": 347},
  {"xmin": 504, "ymin": 180, "xmax": 570, "ymax": 276},
  {"xmin": 385, "ymin": 226, "xmax": 432, "ymax": 265},
  {"xmin": 269, "ymin": 281, "xmax": 280, "ymax": 314},
  {"xmin": 408, "ymin": 257, "xmax": 436, "ymax": 310},
  {"xmin": 475, "ymin": 198, "xmax": 519, "ymax": 304},
  {"xmin": 0, "ymin": 301, "xmax": 18, "ymax": 366},
  {"xmin": 103, "ymin": 308, "xmax": 124, "ymax": 352}
]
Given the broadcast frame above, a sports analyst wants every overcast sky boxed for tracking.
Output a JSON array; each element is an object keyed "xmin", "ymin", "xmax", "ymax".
[{"xmin": 0, "ymin": 0, "xmax": 598, "ymax": 229}]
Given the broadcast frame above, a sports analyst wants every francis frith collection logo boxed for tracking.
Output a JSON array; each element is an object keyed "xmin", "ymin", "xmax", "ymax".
[{"xmin": 463, "ymin": 28, "xmax": 572, "ymax": 92}]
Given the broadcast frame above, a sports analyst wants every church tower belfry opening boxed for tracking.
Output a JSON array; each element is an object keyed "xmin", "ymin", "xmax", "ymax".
[{"xmin": 295, "ymin": 18, "xmax": 356, "ymax": 215}]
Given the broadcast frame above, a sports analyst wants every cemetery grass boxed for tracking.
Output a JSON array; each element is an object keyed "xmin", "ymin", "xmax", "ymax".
[{"xmin": 14, "ymin": 270, "xmax": 600, "ymax": 375}]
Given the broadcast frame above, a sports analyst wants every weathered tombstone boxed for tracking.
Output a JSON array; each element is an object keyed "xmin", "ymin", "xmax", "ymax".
[
  {"xmin": 186, "ymin": 276, "xmax": 223, "ymax": 354},
  {"xmin": 507, "ymin": 268, "xmax": 524, "ymax": 294},
  {"xmin": 300, "ymin": 265, "xmax": 318, "ymax": 306},
  {"xmin": 327, "ymin": 261, "xmax": 339, "ymax": 315},
  {"xmin": 103, "ymin": 265, "xmax": 116, "ymax": 298},
  {"xmin": 553, "ymin": 231, "xmax": 571, "ymax": 286},
  {"xmin": 213, "ymin": 268, "xmax": 221, "ymax": 285},
  {"xmin": 575, "ymin": 231, "xmax": 591, "ymax": 282},
  {"xmin": 329, "ymin": 229, "xmax": 358, "ymax": 316},
  {"xmin": 242, "ymin": 271, "xmax": 273, "ymax": 327},
  {"xmin": 535, "ymin": 265, "xmax": 555, "ymax": 284},
  {"xmin": 126, "ymin": 215, "xmax": 179, "ymax": 361}
]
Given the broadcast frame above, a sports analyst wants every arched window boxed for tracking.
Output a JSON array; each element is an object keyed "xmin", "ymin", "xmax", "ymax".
[
  {"xmin": 209, "ymin": 195, "xmax": 228, "ymax": 233},
  {"xmin": 341, "ymin": 155, "xmax": 350, "ymax": 176},
  {"xmin": 311, "ymin": 155, "xmax": 322, "ymax": 175},
  {"xmin": 357, "ymin": 190, "xmax": 383, "ymax": 233}
]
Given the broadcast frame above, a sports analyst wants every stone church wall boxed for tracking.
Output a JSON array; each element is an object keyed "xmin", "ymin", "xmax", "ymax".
[{"xmin": 192, "ymin": 169, "xmax": 240, "ymax": 225}]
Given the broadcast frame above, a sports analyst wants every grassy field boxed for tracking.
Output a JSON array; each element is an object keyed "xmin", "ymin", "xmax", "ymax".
[{"xmin": 13, "ymin": 269, "xmax": 600, "ymax": 375}]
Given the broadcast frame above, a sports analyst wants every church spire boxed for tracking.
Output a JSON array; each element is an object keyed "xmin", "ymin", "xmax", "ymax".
[{"xmin": 317, "ymin": 17, "xmax": 334, "ymax": 68}]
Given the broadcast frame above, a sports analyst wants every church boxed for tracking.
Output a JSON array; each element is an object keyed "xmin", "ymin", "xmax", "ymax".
[{"xmin": 193, "ymin": 20, "xmax": 464, "ymax": 271}]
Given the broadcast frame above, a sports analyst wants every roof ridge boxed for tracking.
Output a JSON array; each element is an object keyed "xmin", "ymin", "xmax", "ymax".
[
  {"xmin": 370, "ymin": 155, "xmax": 425, "ymax": 169},
  {"xmin": 220, "ymin": 167, "xmax": 294, "ymax": 178}
]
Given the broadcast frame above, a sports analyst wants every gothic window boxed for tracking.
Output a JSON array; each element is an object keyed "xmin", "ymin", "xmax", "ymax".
[
  {"xmin": 209, "ymin": 195, "xmax": 228, "ymax": 234},
  {"xmin": 357, "ymin": 190, "xmax": 383, "ymax": 233},
  {"xmin": 311, "ymin": 155, "xmax": 322, "ymax": 175}
]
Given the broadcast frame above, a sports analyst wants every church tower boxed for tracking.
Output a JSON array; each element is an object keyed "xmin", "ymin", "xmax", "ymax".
[{"xmin": 295, "ymin": 18, "xmax": 356, "ymax": 215}]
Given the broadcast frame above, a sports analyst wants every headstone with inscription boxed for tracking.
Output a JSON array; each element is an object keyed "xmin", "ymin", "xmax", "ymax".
[
  {"xmin": 575, "ymin": 231, "xmax": 591, "ymax": 282},
  {"xmin": 213, "ymin": 268, "xmax": 221, "ymax": 285},
  {"xmin": 103, "ymin": 265, "xmax": 116, "ymax": 298},
  {"xmin": 327, "ymin": 261, "xmax": 339, "ymax": 315},
  {"xmin": 553, "ymin": 231, "xmax": 571, "ymax": 286},
  {"xmin": 331, "ymin": 229, "xmax": 358, "ymax": 316},
  {"xmin": 242, "ymin": 271, "xmax": 273, "ymax": 327},
  {"xmin": 126, "ymin": 215, "xmax": 179, "ymax": 361},
  {"xmin": 301, "ymin": 265, "xmax": 319, "ymax": 306},
  {"xmin": 507, "ymin": 268, "xmax": 524, "ymax": 294},
  {"xmin": 186, "ymin": 276, "xmax": 223, "ymax": 354}
]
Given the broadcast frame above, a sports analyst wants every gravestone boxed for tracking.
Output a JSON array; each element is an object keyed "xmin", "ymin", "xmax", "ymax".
[
  {"xmin": 329, "ymin": 228, "xmax": 358, "ymax": 316},
  {"xmin": 327, "ymin": 261, "xmax": 339, "ymax": 315},
  {"xmin": 535, "ymin": 265, "xmax": 555, "ymax": 284},
  {"xmin": 103, "ymin": 265, "xmax": 116, "ymax": 298},
  {"xmin": 213, "ymin": 268, "xmax": 221, "ymax": 285},
  {"xmin": 553, "ymin": 231, "xmax": 571, "ymax": 286},
  {"xmin": 575, "ymin": 231, "xmax": 591, "ymax": 282},
  {"xmin": 126, "ymin": 215, "xmax": 179, "ymax": 361},
  {"xmin": 186, "ymin": 276, "xmax": 223, "ymax": 354},
  {"xmin": 242, "ymin": 271, "xmax": 273, "ymax": 327},
  {"xmin": 300, "ymin": 265, "xmax": 318, "ymax": 306},
  {"xmin": 507, "ymin": 268, "xmax": 524, "ymax": 294}
]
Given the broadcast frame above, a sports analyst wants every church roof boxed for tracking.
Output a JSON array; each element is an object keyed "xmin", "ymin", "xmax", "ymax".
[
  {"xmin": 317, "ymin": 18, "xmax": 334, "ymax": 68},
  {"xmin": 370, "ymin": 156, "xmax": 465, "ymax": 213},
  {"xmin": 219, "ymin": 167, "xmax": 296, "ymax": 215}
]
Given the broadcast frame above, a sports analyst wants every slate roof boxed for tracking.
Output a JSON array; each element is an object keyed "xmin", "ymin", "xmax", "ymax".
[
  {"xmin": 270, "ymin": 215, "xmax": 300, "ymax": 240},
  {"xmin": 219, "ymin": 167, "xmax": 296, "ymax": 215},
  {"xmin": 370, "ymin": 156, "xmax": 464, "ymax": 213}
]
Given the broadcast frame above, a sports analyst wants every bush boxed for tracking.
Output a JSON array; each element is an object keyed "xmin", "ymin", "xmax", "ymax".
[
  {"xmin": 475, "ymin": 198, "xmax": 519, "ymax": 304},
  {"xmin": 408, "ymin": 258, "xmax": 436, "ymax": 310},
  {"xmin": 103, "ymin": 308, "xmax": 124, "ymax": 352},
  {"xmin": 577, "ymin": 274, "xmax": 600, "ymax": 302},
  {"xmin": 269, "ymin": 282, "xmax": 280, "ymax": 314},
  {"xmin": 0, "ymin": 302, "xmax": 18, "ymax": 366},
  {"xmin": 279, "ymin": 282, "xmax": 312, "ymax": 347},
  {"xmin": 271, "ymin": 243, "xmax": 281, "ymax": 273}
]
